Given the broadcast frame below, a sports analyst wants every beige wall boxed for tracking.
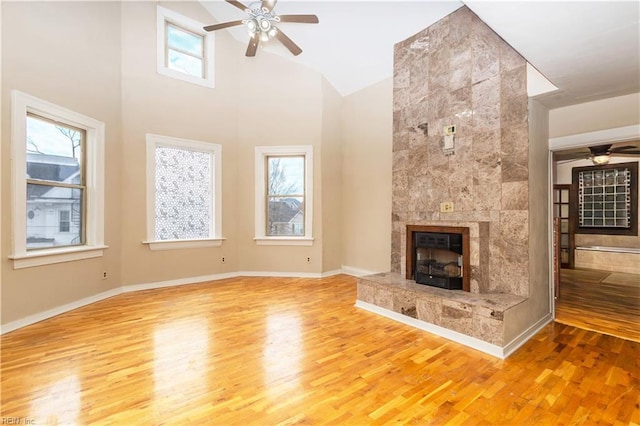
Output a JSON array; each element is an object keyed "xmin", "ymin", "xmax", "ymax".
[
  {"xmin": 119, "ymin": 1, "xmax": 241, "ymax": 285},
  {"xmin": 341, "ymin": 78, "xmax": 392, "ymax": 274},
  {"xmin": 1, "ymin": 1, "xmax": 345, "ymax": 327},
  {"xmin": 549, "ymin": 93, "xmax": 640, "ymax": 138},
  {"xmin": 320, "ymin": 78, "xmax": 344, "ymax": 273},
  {"xmin": 233, "ymin": 40, "xmax": 327, "ymax": 274},
  {"xmin": 1, "ymin": 1, "xmax": 123, "ymax": 324},
  {"xmin": 504, "ymin": 99, "xmax": 551, "ymax": 343}
]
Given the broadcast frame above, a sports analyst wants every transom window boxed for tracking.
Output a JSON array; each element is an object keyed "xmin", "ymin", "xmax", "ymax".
[
  {"xmin": 156, "ymin": 6, "xmax": 214, "ymax": 88},
  {"xmin": 165, "ymin": 22, "xmax": 205, "ymax": 78}
]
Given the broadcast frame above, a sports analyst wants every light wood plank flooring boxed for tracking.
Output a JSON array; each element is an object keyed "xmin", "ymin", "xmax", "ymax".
[
  {"xmin": 2, "ymin": 275, "xmax": 638, "ymax": 424},
  {"xmin": 556, "ymin": 268, "xmax": 640, "ymax": 342}
]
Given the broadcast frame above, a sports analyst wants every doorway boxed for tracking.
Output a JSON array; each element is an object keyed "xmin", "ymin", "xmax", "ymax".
[{"xmin": 549, "ymin": 125, "xmax": 640, "ymax": 342}]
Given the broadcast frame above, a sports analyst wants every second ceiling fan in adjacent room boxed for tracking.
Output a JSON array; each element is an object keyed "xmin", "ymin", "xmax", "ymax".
[{"xmin": 203, "ymin": 0, "xmax": 319, "ymax": 57}]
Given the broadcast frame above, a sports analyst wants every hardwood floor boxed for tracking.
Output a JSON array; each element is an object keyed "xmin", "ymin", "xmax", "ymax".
[
  {"xmin": 556, "ymin": 268, "xmax": 640, "ymax": 342},
  {"xmin": 2, "ymin": 275, "xmax": 639, "ymax": 424}
]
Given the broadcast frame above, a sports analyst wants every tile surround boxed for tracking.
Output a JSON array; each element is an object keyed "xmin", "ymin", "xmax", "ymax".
[{"xmin": 358, "ymin": 6, "xmax": 534, "ymax": 348}]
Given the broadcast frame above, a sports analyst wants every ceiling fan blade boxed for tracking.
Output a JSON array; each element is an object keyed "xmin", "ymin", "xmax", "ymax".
[
  {"xmin": 204, "ymin": 20, "xmax": 244, "ymax": 32},
  {"xmin": 261, "ymin": 0, "xmax": 277, "ymax": 12},
  {"xmin": 275, "ymin": 29, "xmax": 302, "ymax": 56},
  {"xmin": 278, "ymin": 14, "xmax": 319, "ymax": 24},
  {"xmin": 246, "ymin": 34, "xmax": 260, "ymax": 57},
  {"xmin": 226, "ymin": 0, "xmax": 250, "ymax": 12},
  {"xmin": 612, "ymin": 150, "xmax": 640, "ymax": 156},
  {"xmin": 612, "ymin": 145, "xmax": 640, "ymax": 152}
]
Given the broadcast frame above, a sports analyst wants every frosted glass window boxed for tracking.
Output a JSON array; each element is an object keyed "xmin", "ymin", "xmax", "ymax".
[
  {"xmin": 145, "ymin": 134, "xmax": 222, "ymax": 250},
  {"xmin": 154, "ymin": 146, "xmax": 211, "ymax": 240}
]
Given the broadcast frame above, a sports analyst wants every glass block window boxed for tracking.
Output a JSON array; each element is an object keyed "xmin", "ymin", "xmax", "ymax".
[
  {"xmin": 579, "ymin": 168, "xmax": 630, "ymax": 228},
  {"xmin": 155, "ymin": 146, "xmax": 211, "ymax": 240},
  {"xmin": 146, "ymin": 134, "xmax": 222, "ymax": 248},
  {"xmin": 572, "ymin": 162, "xmax": 638, "ymax": 236}
]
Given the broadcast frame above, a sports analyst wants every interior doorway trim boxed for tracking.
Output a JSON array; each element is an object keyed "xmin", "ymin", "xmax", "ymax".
[{"xmin": 547, "ymin": 123, "xmax": 640, "ymax": 319}]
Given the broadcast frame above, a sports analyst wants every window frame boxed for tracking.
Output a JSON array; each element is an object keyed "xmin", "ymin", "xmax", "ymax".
[
  {"xmin": 254, "ymin": 145, "xmax": 314, "ymax": 246},
  {"xmin": 10, "ymin": 90, "xmax": 107, "ymax": 269},
  {"xmin": 144, "ymin": 134, "xmax": 223, "ymax": 251},
  {"xmin": 571, "ymin": 161, "xmax": 638, "ymax": 236},
  {"xmin": 156, "ymin": 6, "xmax": 214, "ymax": 89}
]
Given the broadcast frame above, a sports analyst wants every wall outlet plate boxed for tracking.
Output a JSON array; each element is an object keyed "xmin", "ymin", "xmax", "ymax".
[{"xmin": 440, "ymin": 202, "xmax": 454, "ymax": 213}]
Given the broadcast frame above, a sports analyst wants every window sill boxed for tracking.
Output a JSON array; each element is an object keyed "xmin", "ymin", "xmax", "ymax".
[
  {"xmin": 143, "ymin": 238, "xmax": 225, "ymax": 251},
  {"xmin": 10, "ymin": 245, "xmax": 108, "ymax": 269},
  {"xmin": 254, "ymin": 237, "xmax": 314, "ymax": 246}
]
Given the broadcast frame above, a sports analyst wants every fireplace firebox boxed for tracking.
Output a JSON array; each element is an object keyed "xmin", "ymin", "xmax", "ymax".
[
  {"xmin": 406, "ymin": 225, "xmax": 470, "ymax": 291},
  {"xmin": 414, "ymin": 232, "xmax": 463, "ymax": 289}
]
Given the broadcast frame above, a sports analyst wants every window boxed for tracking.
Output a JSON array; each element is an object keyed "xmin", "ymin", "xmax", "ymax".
[
  {"xmin": 59, "ymin": 211, "xmax": 71, "ymax": 233},
  {"xmin": 26, "ymin": 114, "xmax": 84, "ymax": 247},
  {"xmin": 145, "ymin": 134, "xmax": 223, "ymax": 250},
  {"xmin": 157, "ymin": 6, "xmax": 214, "ymax": 88},
  {"xmin": 572, "ymin": 162, "xmax": 638, "ymax": 236},
  {"xmin": 255, "ymin": 146, "xmax": 313, "ymax": 245},
  {"xmin": 10, "ymin": 91, "xmax": 106, "ymax": 269}
]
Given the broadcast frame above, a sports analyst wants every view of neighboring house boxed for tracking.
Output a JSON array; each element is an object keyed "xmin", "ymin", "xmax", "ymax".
[
  {"xmin": 268, "ymin": 198, "xmax": 303, "ymax": 236},
  {"xmin": 26, "ymin": 153, "xmax": 82, "ymax": 249}
]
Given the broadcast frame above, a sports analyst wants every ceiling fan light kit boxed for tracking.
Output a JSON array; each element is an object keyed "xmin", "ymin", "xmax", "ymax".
[
  {"xmin": 591, "ymin": 154, "xmax": 610, "ymax": 165},
  {"xmin": 204, "ymin": 0, "xmax": 319, "ymax": 57}
]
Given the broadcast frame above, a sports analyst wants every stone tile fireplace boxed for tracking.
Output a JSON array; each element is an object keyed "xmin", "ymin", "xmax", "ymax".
[{"xmin": 356, "ymin": 6, "xmax": 548, "ymax": 357}]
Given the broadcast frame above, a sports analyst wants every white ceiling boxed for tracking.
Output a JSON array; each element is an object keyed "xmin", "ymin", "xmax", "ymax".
[{"xmin": 200, "ymin": 0, "xmax": 640, "ymax": 109}]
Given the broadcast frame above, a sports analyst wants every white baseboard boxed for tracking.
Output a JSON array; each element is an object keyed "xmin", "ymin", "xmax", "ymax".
[
  {"xmin": 502, "ymin": 312, "xmax": 553, "ymax": 358},
  {"xmin": 355, "ymin": 300, "xmax": 506, "ymax": 359},
  {"xmin": 122, "ymin": 272, "xmax": 239, "ymax": 293},
  {"xmin": 1, "ymin": 287, "xmax": 123, "ymax": 334},
  {"xmin": 341, "ymin": 265, "xmax": 379, "ymax": 277},
  {"xmin": 1, "ymin": 268, "xmax": 370, "ymax": 334},
  {"xmin": 238, "ymin": 270, "xmax": 325, "ymax": 278}
]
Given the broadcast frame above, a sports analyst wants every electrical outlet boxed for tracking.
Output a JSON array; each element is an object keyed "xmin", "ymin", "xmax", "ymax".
[
  {"xmin": 102, "ymin": 271, "xmax": 108, "ymax": 280},
  {"xmin": 307, "ymin": 257, "xmax": 311, "ymax": 263},
  {"xmin": 221, "ymin": 257, "xmax": 226, "ymax": 263},
  {"xmin": 440, "ymin": 202, "xmax": 454, "ymax": 213}
]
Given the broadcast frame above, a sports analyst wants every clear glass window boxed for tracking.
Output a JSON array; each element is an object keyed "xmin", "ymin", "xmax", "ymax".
[
  {"xmin": 266, "ymin": 156, "xmax": 305, "ymax": 236},
  {"xmin": 165, "ymin": 22, "xmax": 204, "ymax": 78},
  {"xmin": 25, "ymin": 114, "xmax": 85, "ymax": 250}
]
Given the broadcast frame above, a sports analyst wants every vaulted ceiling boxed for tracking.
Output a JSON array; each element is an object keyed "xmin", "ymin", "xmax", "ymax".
[{"xmin": 200, "ymin": 1, "xmax": 640, "ymax": 109}]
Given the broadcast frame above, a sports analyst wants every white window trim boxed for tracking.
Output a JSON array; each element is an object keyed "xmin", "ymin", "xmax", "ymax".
[
  {"xmin": 254, "ymin": 145, "xmax": 314, "ymax": 246},
  {"xmin": 143, "ymin": 134, "xmax": 223, "ymax": 251},
  {"xmin": 9, "ymin": 91, "xmax": 107, "ymax": 269},
  {"xmin": 157, "ymin": 6, "xmax": 215, "ymax": 89}
]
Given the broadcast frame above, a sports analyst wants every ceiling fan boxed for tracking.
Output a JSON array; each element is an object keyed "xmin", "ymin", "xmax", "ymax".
[
  {"xmin": 203, "ymin": 0, "xmax": 319, "ymax": 57},
  {"xmin": 554, "ymin": 141, "xmax": 640, "ymax": 165}
]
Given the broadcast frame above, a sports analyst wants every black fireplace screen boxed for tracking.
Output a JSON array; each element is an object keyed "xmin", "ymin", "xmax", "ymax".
[{"xmin": 414, "ymin": 232, "xmax": 463, "ymax": 290}]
